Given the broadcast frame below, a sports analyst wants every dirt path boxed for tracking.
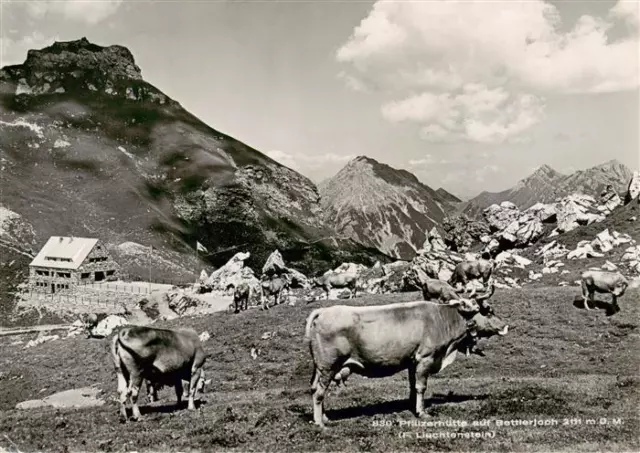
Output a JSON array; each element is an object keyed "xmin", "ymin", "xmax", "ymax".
[{"xmin": 0, "ymin": 324, "xmax": 71, "ymax": 337}]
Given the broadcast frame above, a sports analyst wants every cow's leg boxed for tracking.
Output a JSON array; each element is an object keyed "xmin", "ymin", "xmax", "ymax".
[
  {"xmin": 146, "ymin": 381, "xmax": 158, "ymax": 403},
  {"xmin": 174, "ymin": 379, "xmax": 183, "ymax": 408},
  {"xmin": 313, "ymin": 371, "xmax": 334, "ymax": 427},
  {"xmin": 611, "ymin": 294, "xmax": 618, "ymax": 310},
  {"xmin": 234, "ymin": 298, "xmax": 240, "ymax": 314},
  {"xmin": 414, "ymin": 359, "xmax": 433, "ymax": 418},
  {"xmin": 116, "ymin": 366, "xmax": 129, "ymax": 420},
  {"xmin": 187, "ymin": 367, "xmax": 203, "ymax": 410},
  {"xmin": 581, "ymin": 281, "xmax": 591, "ymax": 310},
  {"xmin": 310, "ymin": 366, "xmax": 319, "ymax": 391},
  {"xmin": 408, "ymin": 366, "xmax": 417, "ymax": 412},
  {"xmin": 128, "ymin": 373, "xmax": 144, "ymax": 420},
  {"xmin": 261, "ymin": 291, "xmax": 268, "ymax": 310}
]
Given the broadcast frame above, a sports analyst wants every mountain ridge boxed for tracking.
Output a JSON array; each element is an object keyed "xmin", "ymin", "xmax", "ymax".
[{"xmin": 464, "ymin": 160, "xmax": 633, "ymax": 218}]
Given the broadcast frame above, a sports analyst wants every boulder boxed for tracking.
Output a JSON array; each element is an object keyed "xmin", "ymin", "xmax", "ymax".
[
  {"xmin": 535, "ymin": 240, "xmax": 569, "ymax": 259},
  {"xmin": 597, "ymin": 185, "xmax": 622, "ymax": 214},
  {"xmin": 525, "ymin": 203, "xmax": 557, "ymax": 223},
  {"xmin": 441, "ymin": 214, "xmax": 491, "ymax": 252},
  {"xmin": 332, "ymin": 262, "xmax": 368, "ymax": 275},
  {"xmin": 262, "ymin": 250, "xmax": 288, "ymax": 276},
  {"xmin": 554, "ymin": 194, "xmax": 604, "ymax": 233},
  {"xmin": 625, "ymin": 171, "xmax": 640, "ymax": 204},
  {"xmin": 567, "ymin": 242, "xmax": 605, "ymax": 260},
  {"xmin": 621, "ymin": 245, "xmax": 640, "ymax": 262},
  {"xmin": 167, "ymin": 290, "xmax": 202, "ymax": 317},
  {"xmin": 483, "ymin": 202, "xmax": 521, "ymax": 232},
  {"xmin": 495, "ymin": 251, "xmax": 531, "ymax": 268},
  {"xmin": 91, "ymin": 315, "xmax": 127, "ymax": 338},
  {"xmin": 602, "ymin": 261, "xmax": 618, "ymax": 271},
  {"xmin": 262, "ymin": 249, "xmax": 309, "ymax": 287},
  {"xmin": 205, "ymin": 252, "xmax": 252, "ymax": 290},
  {"xmin": 198, "ymin": 270, "xmax": 208, "ymax": 284},
  {"xmin": 591, "ymin": 229, "xmax": 615, "ymax": 253}
]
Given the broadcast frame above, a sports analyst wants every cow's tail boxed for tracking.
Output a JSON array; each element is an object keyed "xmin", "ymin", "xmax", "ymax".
[{"xmin": 305, "ymin": 308, "xmax": 323, "ymax": 340}]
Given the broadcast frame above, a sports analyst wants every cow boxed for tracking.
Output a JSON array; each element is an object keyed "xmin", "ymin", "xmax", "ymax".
[
  {"xmin": 233, "ymin": 282, "xmax": 251, "ymax": 313},
  {"xmin": 261, "ymin": 275, "xmax": 290, "ymax": 310},
  {"xmin": 111, "ymin": 326, "xmax": 207, "ymax": 421},
  {"xmin": 305, "ymin": 298, "xmax": 508, "ymax": 427},
  {"xmin": 449, "ymin": 259, "xmax": 495, "ymax": 290},
  {"xmin": 312, "ymin": 272, "xmax": 359, "ymax": 300},
  {"xmin": 581, "ymin": 270, "xmax": 629, "ymax": 310}
]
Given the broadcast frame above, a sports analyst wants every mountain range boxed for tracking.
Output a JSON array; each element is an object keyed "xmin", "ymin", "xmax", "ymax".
[
  {"xmin": 0, "ymin": 38, "xmax": 387, "ymax": 293},
  {"xmin": 464, "ymin": 160, "xmax": 633, "ymax": 218}
]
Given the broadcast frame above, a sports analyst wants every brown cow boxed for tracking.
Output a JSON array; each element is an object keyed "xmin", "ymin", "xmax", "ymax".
[
  {"xmin": 449, "ymin": 259, "xmax": 495, "ymax": 289},
  {"xmin": 312, "ymin": 272, "xmax": 359, "ymax": 299},
  {"xmin": 111, "ymin": 326, "xmax": 207, "ymax": 421},
  {"xmin": 305, "ymin": 298, "xmax": 508, "ymax": 427},
  {"xmin": 233, "ymin": 282, "xmax": 251, "ymax": 313},
  {"xmin": 261, "ymin": 275, "xmax": 290, "ymax": 310}
]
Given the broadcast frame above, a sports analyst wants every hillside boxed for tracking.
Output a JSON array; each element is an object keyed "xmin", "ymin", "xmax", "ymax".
[
  {"xmin": 1, "ymin": 287, "xmax": 638, "ymax": 451},
  {"xmin": 0, "ymin": 38, "xmax": 386, "ymax": 297},
  {"xmin": 319, "ymin": 156, "xmax": 456, "ymax": 259},
  {"xmin": 465, "ymin": 161, "xmax": 633, "ymax": 218}
]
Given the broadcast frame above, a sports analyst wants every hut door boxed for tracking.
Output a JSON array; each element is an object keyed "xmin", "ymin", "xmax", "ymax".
[{"xmin": 51, "ymin": 283, "xmax": 55, "ymax": 294}]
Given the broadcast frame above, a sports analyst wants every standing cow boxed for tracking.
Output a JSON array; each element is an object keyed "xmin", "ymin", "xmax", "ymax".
[
  {"xmin": 581, "ymin": 270, "xmax": 629, "ymax": 310},
  {"xmin": 312, "ymin": 272, "xmax": 359, "ymax": 300},
  {"xmin": 111, "ymin": 326, "xmax": 207, "ymax": 421},
  {"xmin": 233, "ymin": 282, "xmax": 251, "ymax": 313},
  {"xmin": 449, "ymin": 259, "xmax": 495, "ymax": 290},
  {"xmin": 305, "ymin": 297, "xmax": 508, "ymax": 427},
  {"xmin": 261, "ymin": 275, "xmax": 290, "ymax": 310}
]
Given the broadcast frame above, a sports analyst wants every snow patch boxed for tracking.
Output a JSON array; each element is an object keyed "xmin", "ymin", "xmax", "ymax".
[
  {"xmin": 118, "ymin": 146, "xmax": 135, "ymax": 160},
  {"xmin": 0, "ymin": 118, "xmax": 45, "ymax": 139}
]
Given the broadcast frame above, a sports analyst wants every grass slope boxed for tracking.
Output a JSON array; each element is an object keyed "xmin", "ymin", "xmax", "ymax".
[{"xmin": 0, "ymin": 286, "xmax": 638, "ymax": 452}]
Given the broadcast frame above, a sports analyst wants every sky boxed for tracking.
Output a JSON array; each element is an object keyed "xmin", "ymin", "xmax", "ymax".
[{"xmin": 1, "ymin": 0, "xmax": 639, "ymax": 199}]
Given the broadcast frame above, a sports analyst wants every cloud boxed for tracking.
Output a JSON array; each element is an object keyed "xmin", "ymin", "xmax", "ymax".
[
  {"xmin": 337, "ymin": 0, "xmax": 639, "ymax": 143},
  {"xmin": 0, "ymin": 32, "xmax": 58, "ymax": 66},
  {"xmin": 22, "ymin": 0, "xmax": 123, "ymax": 24},
  {"xmin": 267, "ymin": 150, "xmax": 355, "ymax": 172}
]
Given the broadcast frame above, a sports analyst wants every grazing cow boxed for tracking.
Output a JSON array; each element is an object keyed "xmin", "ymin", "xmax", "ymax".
[
  {"xmin": 312, "ymin": 272, "xmax": 359, "ymax": 299},
  {"xmin": 581, "ymin": 270, "xmax": 629, "ymax": 310},
  {"xmin": 261, "ymin": 275, "xmax": 290, "ymax": 310},
  {"xmin": 111, "ymin": 326, "xmax": 207, "ymax": 421},
  {"xmin": 449, "ymin": 259, "xmax": 495, "ymax": 289},
  {"xmin": 305, "ymin": 298, "xmax": 508, "ymax": 427},
  {"xmin": 233, "ymin": 282, "xmax": 251, "ymax": 313}
]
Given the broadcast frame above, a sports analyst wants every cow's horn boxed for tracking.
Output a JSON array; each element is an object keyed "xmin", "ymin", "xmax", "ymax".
[{"xmin": 474, "ymin": 283, "xmax": 495, "ymax": 301}]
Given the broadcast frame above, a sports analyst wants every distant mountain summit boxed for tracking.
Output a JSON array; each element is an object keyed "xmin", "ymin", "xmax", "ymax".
[
  {"xmin": 319, "ymin": 156, "xmax": 457, "ymax": 259},
  {"xmin": 0, "ymin": 38, "xmax": 385, "ymax": 280},
  {"xmin": 464, "ymin": 160, "xmax": 633, "ymax": 218}
]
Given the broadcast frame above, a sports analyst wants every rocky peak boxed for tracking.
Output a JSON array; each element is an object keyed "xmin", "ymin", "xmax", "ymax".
[
  {"xmin": 527, "ymin": 164, "xmax": 563, "ymax": 182},
  {"xmin": 0, "ymin": 38, "xmax": 157, "ymax": 102},
  {"xmin": 19, "ymin": 37, "xmax": 141, "ymax": 80}
]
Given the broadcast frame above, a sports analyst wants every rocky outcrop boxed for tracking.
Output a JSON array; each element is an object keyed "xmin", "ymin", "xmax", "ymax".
[
  {"xmin": 525, "ymin": 203, "xmax": 557, "ymax": 223},
  {"xmin": 481, "ymin": 202, "xmax": 544, "ymax": 253},
  {"xmin": 553, "ymin": 194, "xmax": 605, "ymax": 234},
  {"xmin": 625, "ymin": 172, "xmax": 640, "ymax": 204},
  {"xmin": 441, "ymin": 214, "xmax": 490, "ymax": 252},
  {"xmin": 262, "ymin": 250, "xmax": 309, "ymax": 287},
  {"xmin": 204, "ymin": 252, "xmax": 260, "ymax": 293},
  {"xmin": 597, "ymin": 185, "xmax": 622, "ymax": 215}
]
